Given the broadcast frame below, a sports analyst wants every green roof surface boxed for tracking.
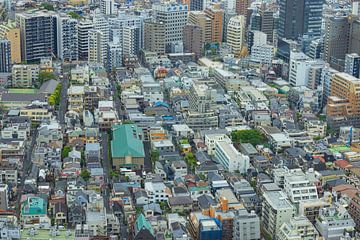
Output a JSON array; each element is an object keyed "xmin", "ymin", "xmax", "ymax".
[
  {"xmin": 20, "ymin": 229, "xmax": 75, "ymax": 240},
  {"xmin": 135, "ymin": 213, "xmax": 154, "ymax": 235},
  {"xmin": 111, "ymin": 124, "xmax": 145, "ymax": 158},
  {"xmin": 8, "ymin": 88, "xmax": 38, "ymax": 94},
  {"xmin": 21, "ymin": 197, "xmax": 47, "ymax": 216}
]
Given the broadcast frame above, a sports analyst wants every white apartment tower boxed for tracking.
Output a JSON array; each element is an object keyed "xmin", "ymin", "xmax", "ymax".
[{"xmin": 227, "ymin": 15, "xmax": 246, "ymax": 57}]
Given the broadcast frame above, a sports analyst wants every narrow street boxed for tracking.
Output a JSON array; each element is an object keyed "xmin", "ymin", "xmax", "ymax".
[
  {"xmin": 100, "ymin": 131, "xmax": 111, "ymax": 212},
  {"xmin": 16, "ymin": 128, "xmax": 37, "ymax": 217}
]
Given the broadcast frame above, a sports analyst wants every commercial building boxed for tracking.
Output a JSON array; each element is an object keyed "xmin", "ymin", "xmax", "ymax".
[
  {"xmin": 226, "ymin": 15, "xmax": 246, "ymax": 57},
  {"xmin": 236, "ymin": 0, "xmax": 251, "ymax": 17},
  {"xmin": 100, "ymin": 0, "xmax": 115, "ymax": 15},
  {"xmin": 111, "ymin": 124, "xmax": 145, "ymax": 170},
  {"xmin": 344, "ymin": 53, "xmax": 360, "ymax": 78},
  {"xmin": 215, "ymin": 141, "xmax": 249, "ymax": 173},
  {"xmin": 0, "ymin": 40, "xmax": 11, "ymax": 73},
  {"xmin": 278, "ymin": 0, "xmax": 323, "ymax": 40},
  {"xmin": 262, "ymin": 191, "xmax": 295, "ymax": 237},
  {"xmin": 232, "ymin": 209, "xmax": 260, "ymax": 240},
  {"xmin": 188, "ymin": 11, "xmax": 212, "ymax": 44},
  {"xmin": 153, "ymin": 3, "xmax": 188, "ymax": 52},
  {"xmin": 56, "ymin": 14, "xmax": 78, "ymax": 61},
  {"xmin": 323, "ymin": 15, "xmax": 350, "ymax": 70},
  {"xmin": 16, "ymin": 11, "xmax": 57, "ymax": 62},
  {"xmin": 204, "ymin": 4, "xmax": 224, "ymax": 43},
  {"xmin": 251, "ymin": 44, "xmax": 273, "ymax": 64},
  {"xmin": 144, "ymin": 19, "xmax": 166, "ymax": 55},
  {"xmin": 0, "ymin": 21, "xmax": 21, "ymax": 63}
]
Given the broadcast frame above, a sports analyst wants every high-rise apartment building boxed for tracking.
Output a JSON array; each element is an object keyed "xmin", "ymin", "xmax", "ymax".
[
  {"xmin": 77, "ymin": 19, "xmax": 93, "ymax": 61},
  {"xmin": 349, "ymin": 19, "xmax": 360, "ymax": 55},
  {"xmin": 344, "ymin": 53, "xmax": 360, "ymax": 78},
  {"xmin": 226, "ymin": 15, "xmax": 246, "ymax": 57},
  {"xmin": 153, "ymin": 3, "xmax": 188, "ymax": 52},
  {"xmin": 100, "ymin": 0, "xmax": 115, "ymax": 15},
  {"xmin": 107, "ymin": 42, "xmax": 122, "ymax": 72},
  {"xmin": 278, "ymin": 0, "xmax": 324, "ymax": 40},
  {"xmin": 188, "ymin": 11, "xmax": 212, "ymax": 44},
  {"xmin": 323, "ymin": 15, "xmax": 350, "ymax": 70},
  {"xmin": 0, "ymin": 21, "xmax": 21, "ymax": 63},
  {"xmin": 204, "ymin": 4, "xmax": 224, "ymax": 43},
  {"xmin": 122, "ymin": 26, "xmax": 140, "ymax": 56},
  {"xmin": 88, "ymin": 30, "xmax": 104, "ymax": 64},
  {"xmin": 262, "ymin": 191, "xmax": 295, "ymax": 238},
  {"xmin": 93, "ymin": 15, "xmax": 110, "ymax": 64},
  {"xmin": 183, "ymin": 24, "xmax": 203, "ymax": 59},
  {"xmin": 0, "ymin": 40, "xmax": 11, "ymax": 73},
  {"xmin": 144, "ymin": 19, "xmax": 166, "ymax": 54},
  {"xmin": 190, "ymin": 0, "xmax": 204, "ymax": 10},
  {"xmin": 16, "ymin": 11, "xmax": 57, "ymax": 62},
  {"xmin": 232, "ymin": 209, "xmax": 260, "ymax": 240},
  {"xmin": 236, "ymin": 0, "xmax": 251, "ymax": 17},
  {"xmin": 57, "ymin": 15, "xmax": 78, "ymax": 62}
]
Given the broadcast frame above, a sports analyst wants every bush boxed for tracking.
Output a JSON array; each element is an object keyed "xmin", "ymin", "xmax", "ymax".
[{"xmin": 231, "ymin": 129, "xmax": 266, "ymax": 146}]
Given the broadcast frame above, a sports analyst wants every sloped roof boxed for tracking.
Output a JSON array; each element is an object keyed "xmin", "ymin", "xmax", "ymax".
[
  {"xmin": 135, "ymin": 214, "xmax": 154, "ymax": 236},
  {"xmin": 111, "ymin": 124, "xmax": 145, "ymax": 158}
]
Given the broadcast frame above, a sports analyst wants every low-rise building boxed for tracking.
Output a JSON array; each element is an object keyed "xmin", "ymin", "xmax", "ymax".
[
  {"xmin": 277, "ymin": 216, "xmax": 319, "ymax": 240},
  {"xmin": 232, "ymin": 209, "xmax": 260, "ymax": 240},
  {"xmin": 215, "ymin": 141, "xmax": 249, "ymax": 173},
  {"xmin": 11, "ymin": 64, "xmax": 39, "ymax": 87}
]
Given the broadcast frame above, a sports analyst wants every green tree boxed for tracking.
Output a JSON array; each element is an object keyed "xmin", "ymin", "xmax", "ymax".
[
  {"xmin": 68, "ymin": 11, "xmax": 81, "ymax": 19},
  {"xmin": 38, "ymin": 71, "xmax": 56, "ymax": 85},
  {"xmin": 185, "ymin": 152, "xmax": 197, "ymax": 170},
  {"xmin": 231, "ymin": 129, "xmax": 266, "ymax": 146},
  {"xmin": 110, "ymin": 170, "xmax": 119, "ymax": 178},
  {"xmin": 122, "ymin": 120, "xmax": 134, "ymax": 124},
  {"xmin": 41, "ymin": 2, "xmax": 54, "ymax": 11},
  {"xmin": 80, "ymin": 169, "xmax": 91, "ymax": 182},
  {"xmin": 61, "ymin": 146, "xmax": 71, "ymax": 159},
  {"xmin": 150, "ymin": 150, "xmax": 159, "ymax": 164}
]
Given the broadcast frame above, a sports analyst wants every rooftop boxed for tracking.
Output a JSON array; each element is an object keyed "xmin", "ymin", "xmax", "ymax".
[{"xmin": 111, "ymin": 124, "xmax": 145, "ymax": 158}]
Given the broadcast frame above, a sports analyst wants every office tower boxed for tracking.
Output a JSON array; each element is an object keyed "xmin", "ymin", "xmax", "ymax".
[
  {"xmin": 204, "ymin": 4, "xmax": 224, "ymax": 43},
  {"xmin": 236, "ymin": 0, "xmax": 251, "ymax": 17},
  {"xmin": 57, "ymin": 15, "xmax": 78, "ymax": 62},
  {"xmin": 278, "ymin": 0, "xmax": 324, "ymax": 40},
  {"xmin": 345, "ymin": 53, "xmax": 360, "ymax": 78},
  {"xmin": 227, "ymin": 15, "xmax": 246, "ymax": 57},
  {"xmin": 88, "ymin": 30, "xmax": 104, "ymax": 64},
  {"xmin": 260, "ymin": 8, "xmax": 274, "ymax": 44},
  {"xmin": 183, "ymin": 24, "xmax": 203, "ymax": 59},
  {"xmin": 250, "ymin": 10, "xmax": 262, "ymax": 31},
  {"xmin": 0, "ymin": 40, "xmax": 11, "ymax": 72},
  {"xmin": 122, "ymin": 26, "xmax": 140, "ymax": 56},
  {"xmin": 323, "ymin": 15, "xmax": 350, "ymax": 71},
  {"xmin": 153, "ymin": 3, "xmax": 188, "ymax": 52},
  {"xmin": 223, "ymin": 10, "xmax": 237, "ymax": 42},
  {"xmin": 350, "ymin": 19, "xmax": 360, "ymax": 55},
  {"xmin": 0, "ymin": 21, "xmax": 21, "ymax": 63},
  {"xmin": 190, "ymin": 0, "xmax": 204, "ymax": 10},
  {"xmin": 144, "ymin": 19, "xmax": 166, "ymax": 54},
  {"xmin": 327, "ymin": 72, "xmax": 360, "ymax": 128},
  {"xmin": 188, "ymin": 11, "xmax": 212, "ymax": 44},
  {"xmin": 77, "ymin": 19, "xmax": 93, "ymax": 61},
  {"xmin": 100, "ymin": 0, "xmax": 115, "ymax": 15},
  {"xmin": 16, "ymin": 11, "xmax": 57, "ymax": 62}
]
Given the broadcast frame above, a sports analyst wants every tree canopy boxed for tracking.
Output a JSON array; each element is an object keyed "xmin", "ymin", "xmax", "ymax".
[
  {"xmin": 80, "ymin": 169, "xmax": 90, "ymax": 182},
  {"xmin": 38, "ymin": 71, "xmax": 56, "ymax": 85},
  {"xmin": 231, "ymin": 129, "xmax": 266, "ymax": 146}
]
